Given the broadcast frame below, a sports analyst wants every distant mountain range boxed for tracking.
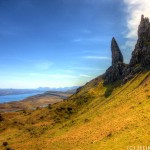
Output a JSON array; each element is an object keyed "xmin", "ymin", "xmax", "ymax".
[
  {"xmin": 36, "ymin": 86, "xmax": 79, "ymax": 92},
  {"xmin": 0, "ymin": 86, "xmax": 79, "ymax": 96}
]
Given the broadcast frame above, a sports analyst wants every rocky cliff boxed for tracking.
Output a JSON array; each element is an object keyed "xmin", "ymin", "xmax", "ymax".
[
  {"xmin": 130, "ymin": 15, "xmax": 150, "ymax": 67},
  {"xmin": 103, "ymin": 15, "xmax": 150, "ymax": 85}
]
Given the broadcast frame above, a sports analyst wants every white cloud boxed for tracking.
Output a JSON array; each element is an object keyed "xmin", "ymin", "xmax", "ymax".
[
  {"xmin": 124, "ymin": 0, "xmax": 150, "ymax": 40},
  {"xmin": 121, "ymin": 0, "xmax": 150, "ymax": 58},
  {"xmin": 121, "ymin": 40, "xmax": 136, "ymax": 51},
  {"xmin": 83, "ymin": 56, "xmax": 111, "ymax": 60}
]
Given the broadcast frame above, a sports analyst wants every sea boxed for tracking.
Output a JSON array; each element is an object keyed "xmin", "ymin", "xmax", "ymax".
[{"xmin": 0, "ymin": 92, "xmax": 44, "ymax": 103}]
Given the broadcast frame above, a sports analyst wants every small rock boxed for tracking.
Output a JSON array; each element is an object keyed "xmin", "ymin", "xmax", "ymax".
[
  {"xmin": 6, "ymin": 148, "xmax": 15, "ymax": 150},
  {"xmin": 3, "ymin": 142, "xmax": 8, "ymax": 146},
  {"xmin": 0, "ymin": 114, "xmax": 4, "ymax": 121}
]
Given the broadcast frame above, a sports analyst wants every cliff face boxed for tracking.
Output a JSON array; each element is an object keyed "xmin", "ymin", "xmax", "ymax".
[
  {"xmin": 103, "ymin": 15, "xmax": 150, "ymax": 85},
  {"xmin": 130, "ymin": 15, "xmax": 150, "ymax": 67}
]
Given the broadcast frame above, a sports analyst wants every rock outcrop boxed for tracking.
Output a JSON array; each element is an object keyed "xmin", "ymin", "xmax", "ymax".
[
  {"xmin": 111, "ymin": 37, "xmax": 123, "ymax": 65},
  {"xmin": 130, "ymin": 15, "xmax": 150, "ymax": 68},
  {"xmin": 103, "ymin": 15, "xmax": 150, "ymax": 85},
  {"xmin": 103, "ymin": 38, "xmax": 125, "ymax": 85}
]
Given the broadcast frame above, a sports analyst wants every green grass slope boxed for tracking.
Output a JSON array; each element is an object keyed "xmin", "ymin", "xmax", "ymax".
[{"xmin": 0, "ymin": 71, "xmax": 150, "ymax": 150}]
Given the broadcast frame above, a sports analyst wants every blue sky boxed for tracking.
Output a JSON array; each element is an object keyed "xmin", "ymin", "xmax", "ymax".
[{"xmin": 0, "ymin": 0, "xmax": 149, "ymax": 88}]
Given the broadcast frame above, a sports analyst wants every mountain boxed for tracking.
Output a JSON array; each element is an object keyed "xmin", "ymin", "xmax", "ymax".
[
  {"xmin": 36, "ymin": 86, "xmax": 79, "ymax": 92},
  {"xmin": 0, "ymin": 89, "xmax": 41, "ymax": 96},
  {"xmin": 0, "ymin": 15, "xmax": 150, "ymax": 150},
  {"xmin": 0, "ymin": 86, "xmax": 79, "ymax": 96}
]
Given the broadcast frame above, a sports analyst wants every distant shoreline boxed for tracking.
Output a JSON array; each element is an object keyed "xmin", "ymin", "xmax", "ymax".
[
  {"xmin": 0, "ymin": 91, "xmax": 45, "ymax": 104},
  {"xmin": 0, "ymin": 91, "xmax": 73, "ymax": 112}
]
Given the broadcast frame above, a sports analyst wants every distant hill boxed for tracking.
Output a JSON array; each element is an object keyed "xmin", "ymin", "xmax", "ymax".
[
  {"xmin": 0, "ymin": 89, "xmax": 40, "ymax": 96},
  {"xmin": 36, "ymin": 86, "xmax": 79, "ymax": 92},
  {"xmin": 0, "ymin": 86, "xmax": 79, "ymax": 96},
  {"xmin": 0, "ymin": 91, "xmax": 73, "ymax": 112}
]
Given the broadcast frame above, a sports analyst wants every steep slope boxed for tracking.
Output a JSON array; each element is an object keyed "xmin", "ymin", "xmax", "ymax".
[{"xmin": 0, "ymin": 71, "xmax": 150, "ymax": 150}]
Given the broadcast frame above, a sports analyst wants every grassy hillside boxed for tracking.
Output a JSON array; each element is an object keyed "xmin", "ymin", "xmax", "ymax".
[{"xmin": 0, "ymin": 71, "xmax": 150, "ymax": 150}]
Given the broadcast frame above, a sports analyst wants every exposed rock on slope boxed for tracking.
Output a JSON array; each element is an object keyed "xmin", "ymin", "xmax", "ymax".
[
  {"xmin": 130, "ymin": 15, "xmax": 150, "ymax": 67},
  {"xmin": 111, "ymin": 37, "xmax": 123, "ymax": 65},
  {"xmin": 103, "ymin": 15, "xmax": 150, "ymax": 85},
  {"xmin": 103, "ymin": 38, "xmax": 125, "ymax": 85}
]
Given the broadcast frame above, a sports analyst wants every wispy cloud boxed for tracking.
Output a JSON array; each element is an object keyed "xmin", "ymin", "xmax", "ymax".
[
  {"xmin": 123, "ymin": 0, "xmax": 150, "ymax": 43},
  {"xmin": 121, "ymin": 40, "xmax": 136, "ymax": 51},
  {"xmin": 79, "ymin": 74, "xmax": 91, "ymax": 78},
  {"xmin": 83, "ymin": 29, "xmax": 92, "ymax": 34},
  {"xmin": 73, "ymin": 38, "xmax": 82, "ymax": 42},
  {"xmin": 121, "ymin": 0, "xmax": 150, "ymax": 57},
  {"xmin": 29, "ymin": 73, "xmax": 77, "ymax": 78},
  {"xmin": 35, "ymin": 61, "xmax": 54, "ymax": 70},
  {"xmin": 83, "ymin": 56, "xmax": 111, "ymax": 60},
  {"xmin": 56, "ymin": 69, "xmax": 75, "ymax": 73},
  {"xmin": 49, "ymin": 74, "xmax": 77, "ymax": 79},
  {"xmin": 29, "ymin": 72, "xmax": 92, "ymax": 79},
  {"xmin": 72, "ymin": 66, "xmax": 105, "ymax": 71},
  {"xmin": 73, "ymin": 37, "xmax": 102, "ymax": 43}
]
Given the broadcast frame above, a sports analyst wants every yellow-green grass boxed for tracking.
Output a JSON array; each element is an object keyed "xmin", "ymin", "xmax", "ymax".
[{"xmin": 0, "ymin": 71, "xmax": 150, "ymax": 150}]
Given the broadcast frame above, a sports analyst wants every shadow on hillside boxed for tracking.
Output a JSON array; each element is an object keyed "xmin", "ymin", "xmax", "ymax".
[{"xmin": 104, "ymin": 80, "xmax": 122, "ymax": 98}]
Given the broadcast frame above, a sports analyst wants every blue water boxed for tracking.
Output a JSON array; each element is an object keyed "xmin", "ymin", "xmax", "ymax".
[{"xmin": 0, "ymin": 92, "xmax": 44, "ymax": 103}]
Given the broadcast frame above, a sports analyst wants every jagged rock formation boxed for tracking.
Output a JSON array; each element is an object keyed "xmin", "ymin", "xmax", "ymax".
[
  {"xmin": 103, "ymin": 15, "xmax": 150, "ymax": 85},
  {"xmin": 103, "ymin": 38, "xmax": 125, "ymax": 85},
  {"xmin": 130, "ymin": 15, "xmax": 150, "ymax": 68}
]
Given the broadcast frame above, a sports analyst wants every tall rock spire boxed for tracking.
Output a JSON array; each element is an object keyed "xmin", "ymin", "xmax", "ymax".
[
  {"xmin": 138, "ymin": 14, "xmax": 150, "ymax": 40},
  {"xmin": 111, "ymin": 37, "xmax": 123, "ymax": 65},
  {"xmin": 130, "ymin": 15, "xmax": 150, "ymax": 67},
  {"xmin": 103, "ymin": 37, "xmax": 125, "ymax": 85}
]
